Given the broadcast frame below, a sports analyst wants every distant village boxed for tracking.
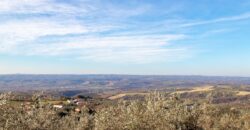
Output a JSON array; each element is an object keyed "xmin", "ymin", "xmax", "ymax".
[{"xmin": 10, "ymin": 93, "xmax": 100, "ymax": 115}]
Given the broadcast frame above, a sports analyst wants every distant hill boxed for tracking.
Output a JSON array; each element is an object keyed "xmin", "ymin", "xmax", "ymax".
[{"xmin": 0, "ymin": 75, "xmax": 250, "ymax": 91}]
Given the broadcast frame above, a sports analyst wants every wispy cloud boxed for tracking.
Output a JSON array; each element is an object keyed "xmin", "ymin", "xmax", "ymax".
[
  {"xmin": 1, "ymin": 0, "xmax": 250, "ymax": 75},
  {"xmin": 3, "ymin": 34, "xmax": 188, "ymax": 63},
  {"xmin": 181, "ymin": 12, "xmax": 250, "ymax": 27},
  {"xmin": 0, "ymin": 18, "xmax": 88, "ymax": 53},
  {"xmin": 0, "ymin": 0, "xmax": 90, "ymax": 15},
  {"xmin": 0, "ymin": 0, "xmax": 191, "ymax": 63},
  {"xmin": 4, "ymin": 1, "xmax": 248, "ymax": 63},
  {"xmin": 0, "ymin": 19, "xmax": 87, "ymax": 40}
]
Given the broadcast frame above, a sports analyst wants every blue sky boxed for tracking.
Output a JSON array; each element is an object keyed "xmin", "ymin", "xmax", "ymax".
[{"xmin": 0, "ymin": 0, "xmax": 250, "ymax": 76}]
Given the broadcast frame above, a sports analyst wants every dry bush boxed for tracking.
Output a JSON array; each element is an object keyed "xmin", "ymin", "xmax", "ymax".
[
  {"xmin": 95, "ymin": 92, "xmax": 250, "ymax": 130},
  {"xmin": 95, "ymin": 93, "xmax": 202, "ymax": 130},
  {"xmin": 0, "ymin": 92, "xmax": 249, "ymax": 130}
]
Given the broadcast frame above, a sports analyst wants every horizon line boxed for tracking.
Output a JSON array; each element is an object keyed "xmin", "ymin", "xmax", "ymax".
[{"xmin": 0, "ymin": 73, "xmax": 249, "ymax": 78}]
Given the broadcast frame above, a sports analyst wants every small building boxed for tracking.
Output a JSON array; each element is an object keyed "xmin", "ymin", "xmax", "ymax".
[
  {"xmin": 67, "ymin": 99, "xmax": 72, "ymax": 104},
  {"xmin": 75, "ymin": 108, "xmax": 81, "ymax": 113},
  {"xmin": 53, "ymin": 105, "xmax": 63, "ymax": 109}
]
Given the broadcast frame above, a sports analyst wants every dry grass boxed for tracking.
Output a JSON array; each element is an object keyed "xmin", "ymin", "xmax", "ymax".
[
  {"xmin": 236, "ymin": 91, "xmax": 250, "ymax": 96},
  {"xmin": 172, "ymin": 85, "xmax": 214, "ymax": 95},
  {"xmin": 108, "ymin": 93, "xmax": 149, "ymax": 100}
]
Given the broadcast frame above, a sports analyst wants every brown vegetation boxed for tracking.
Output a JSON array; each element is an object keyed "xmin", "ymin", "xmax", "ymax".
[{"xmin": 1, "ymin": 90, "xmax": 250, "ymax": 130}]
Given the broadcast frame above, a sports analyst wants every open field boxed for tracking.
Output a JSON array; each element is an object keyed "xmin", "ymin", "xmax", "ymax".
[
  {"xmin": 236, "ymin": 91, "xmax": 250, "ymax": 96},
  {"xmin": 171, "ymin": 85, "xmax": 214, "ymax": 95},
  {"xmin": 108, "ymin": 92, "xmax": 149, "ymax": 100},
  {"xmin": 108, "ymin": 86, "xmax": 215, "ymax": 100}
]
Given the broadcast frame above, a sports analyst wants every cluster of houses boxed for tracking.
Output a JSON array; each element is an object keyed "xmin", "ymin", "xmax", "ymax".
[
  {"xmin": 53, "ymin": 98, "xmax": 86, "ymax": 108},
  {"xmin": 1, "ymin": 92, "xmax": 99, "ymax": 115},
  {"xmin": 52, "ymin": 95, "xmax": 92, "ymax": 112}
]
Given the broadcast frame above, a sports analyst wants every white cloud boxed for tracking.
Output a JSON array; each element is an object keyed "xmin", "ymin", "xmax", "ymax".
[
  {"xmin": 0, "ymin": 0, "xmax": 44, "ymax": 11},
  {"xmin": 0, "ymin": 19, "xmax": 87, "ymax": 40},
  {"xmin": 0, "ymin": 0, "xmax": 89, "ymax": 15},
  {"xmin": 0, "ymin": 19, "xmax": 89, "ymax": 53},
  {"xmin": 61, "ymin": 35, "xmax": 185, "ymax": 49},
  {"xmin": 0, "ymin": 0, "xmax": 191, "ymax": 63},
  {"xmin": 0, "ymin": 34, "xmax": 188, "ymax": 63},
  {"xmin": 78, "ymin": 47, "xmax": 189, "ymax": 63}
]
